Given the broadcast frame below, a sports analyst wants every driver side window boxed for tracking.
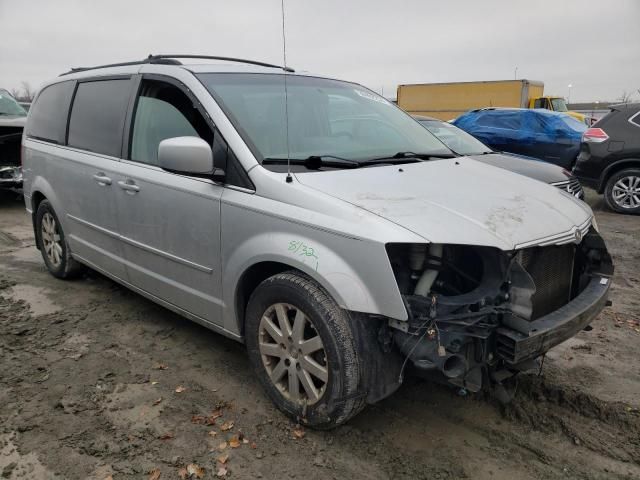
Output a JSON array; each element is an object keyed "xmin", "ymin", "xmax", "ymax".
[{"xmin": 131, "ymin": 80, "xmax": 213, "ymax": 166}]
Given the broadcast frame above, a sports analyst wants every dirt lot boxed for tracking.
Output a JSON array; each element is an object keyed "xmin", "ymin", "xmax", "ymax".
[{"xmin": 0, "ymin": 189, "xmax": 638, "ymax": 480}]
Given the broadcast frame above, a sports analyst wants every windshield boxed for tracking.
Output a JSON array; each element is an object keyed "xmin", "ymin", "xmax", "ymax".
[
  {"xmin": 0, "ymin": 90, "xmax": 27, "ymax": 116},
  {"xmin": 550, "ymin": 98, "xmax": 568, "ymax": 112},
  {"xmin": 197, "ymin": 73, "xmax": 451, "ymax": 166},
  {"xmin": 418, "ymin": 119, "xmax": 492, "ymax": 155}
]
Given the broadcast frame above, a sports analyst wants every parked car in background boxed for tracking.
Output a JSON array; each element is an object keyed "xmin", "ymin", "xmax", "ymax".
[
  {"xmin": 574, "ymin": 103, "xmax": 640, "ymax": 214},
  {"xmin": 0, "ymin": 89, "xmax": 27, "ymax": 191},
  {"xmin": 413, "ymin": 115, "xmax": 584, "ymax": 199},
  {"xmin": 22, "ymin": 56, "xmax": 612, "ymax": 428},
  {"xmin": 453, "ymin": 108, "xmax": 587, "ymax": 170}
]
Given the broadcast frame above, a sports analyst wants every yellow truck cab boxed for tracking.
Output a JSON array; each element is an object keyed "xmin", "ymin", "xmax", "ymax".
[
  {"xmin": 397, "ymin": 80, "xmax": 589, "ymax": 124},
  {"xmin": 530, "ymin": 96, "xmax": 587, "ymax": 123}
]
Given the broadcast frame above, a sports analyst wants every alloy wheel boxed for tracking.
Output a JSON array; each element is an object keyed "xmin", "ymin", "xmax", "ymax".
[
  {"xmin": 612, "ymin": 175, "xmax": 640, "ymax": 209},
  {"xmin": 258, "ymin": 303, "xmax": 329, "ymax": 405},
  {"xmin": 41, "ymin": 212, "xmax": 63, "ymax": 267}
]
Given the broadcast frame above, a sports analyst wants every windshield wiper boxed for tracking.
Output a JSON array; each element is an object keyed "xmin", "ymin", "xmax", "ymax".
[
  {"xmin": 262, "ymin": 155, "xmax": 360, "ymax": 170},
  {"xmin": 358, "ymin": 151, "xmax": 455, "ymax": 166}
]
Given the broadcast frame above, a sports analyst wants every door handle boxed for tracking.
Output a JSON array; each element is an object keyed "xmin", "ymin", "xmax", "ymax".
[
  {"xmin": 92, "ymin": 173, "xmax": 112, "ymax": 186},
  {"xmin": 118, "ymin": 180, "xmax": 140, "ymax": 193}
]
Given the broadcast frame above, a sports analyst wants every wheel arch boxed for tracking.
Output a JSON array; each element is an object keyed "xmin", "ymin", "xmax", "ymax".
[{"xmin": 598, "ymin": 158, "xmax": 640, "ymax": 193}]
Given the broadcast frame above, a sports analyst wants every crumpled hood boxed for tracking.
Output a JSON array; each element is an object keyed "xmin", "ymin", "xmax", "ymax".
[{"xmin": 296, "ymin": 157, "xmax": 592, "ymax": 250}]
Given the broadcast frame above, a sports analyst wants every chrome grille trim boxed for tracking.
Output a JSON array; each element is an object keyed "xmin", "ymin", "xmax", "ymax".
[
  {"xmin": 551, "ymin": 177, "xmax": 584, "ymax": 198},
  {"xmin": 514, "ymin": 217, "xmax": 592, "ymax": 249}
]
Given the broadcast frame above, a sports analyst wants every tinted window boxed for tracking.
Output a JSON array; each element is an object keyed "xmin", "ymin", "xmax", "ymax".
[
  {"xmin": 629, "ymin": 112, "xmax": 640, "ymax": 128},
  {"xmin": 26, "ymin": 81, "xmax": 75, "ymax": 144},
  {"xmin": 68, "ymin": 79, "xmax": 132, "ymax": 156},
  {"xmin": 131, "ymin": 80, "xmax": 213, "ymax": 166}
]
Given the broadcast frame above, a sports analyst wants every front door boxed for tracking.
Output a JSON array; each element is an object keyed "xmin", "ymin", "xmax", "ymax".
[{"xmin": 115, "ymin": 77, "xmax": 224, "ymax": 324}]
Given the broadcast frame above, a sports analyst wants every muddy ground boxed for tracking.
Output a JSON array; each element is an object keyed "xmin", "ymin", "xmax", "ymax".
[{"xmin": 0, "ymin": 189, "xmax": 638, "ymax": 480}]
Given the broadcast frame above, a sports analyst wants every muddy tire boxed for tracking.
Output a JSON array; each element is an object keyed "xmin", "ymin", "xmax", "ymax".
[
  {"xmin": 35, "ymin": 200, "xmax": 85, "ymax": 279},
  {"xmin": 245, "ymin": 271, "xmax": 366, "ymax": 429},
  {"xmin": 604, "ymin": 168, "xmax": 640, "ymax": 214}
]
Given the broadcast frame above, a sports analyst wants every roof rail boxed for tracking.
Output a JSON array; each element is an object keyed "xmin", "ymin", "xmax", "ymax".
[
  {"xmin": 60, "ymin": 54, "xmax": 294, "ymax": 76},
  {"xmin": 148, "ymin": 55, "xmax": 294, "ymax": 72}
]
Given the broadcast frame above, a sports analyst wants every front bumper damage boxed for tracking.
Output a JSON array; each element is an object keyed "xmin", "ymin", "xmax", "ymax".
[
  {"xmin": 385, "ymin": 228, "xmax": 614, "ymax": 396},
  {"xmin": 496, "ymin": 275, "xmax": 609, "ymax": 364},
  {"xmin": 0, "ymin": 165, "xmax": 23, "ymax": 190}
]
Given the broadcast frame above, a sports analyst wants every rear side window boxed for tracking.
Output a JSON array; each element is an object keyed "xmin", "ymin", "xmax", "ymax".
[
  {"xmin": 68, "ymin": 79, "xmax": 132, "ymax": 157},
  {"xmin": 629, "ymin": 112, "xmax": 640, "ymax": 128},
  {"xmin": 26, "ymin": 81, "xmax": 75, "ymax": 144}
]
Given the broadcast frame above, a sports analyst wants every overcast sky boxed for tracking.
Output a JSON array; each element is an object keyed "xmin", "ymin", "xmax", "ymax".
[{"xmin": 1, "ymin": 0, "xmax": 638, "ymax": 103}]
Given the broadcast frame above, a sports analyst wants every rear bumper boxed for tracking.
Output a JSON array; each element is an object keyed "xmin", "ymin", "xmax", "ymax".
[
  {"xmin": 496, "ymin": 275, "xmax": 611, "ymax": 364},
  {"xmin": 574, "ymin": 174, "xmax": 599, "ymax": 191}
]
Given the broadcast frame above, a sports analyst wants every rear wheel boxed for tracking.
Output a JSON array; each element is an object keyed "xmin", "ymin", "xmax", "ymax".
[
  {"xmin": 245, "ymin": 271, "xmax": 366, "ymax": 429},
  {"xmin": 604, "ymin": 168, "xmax": 640, "ymax": 214},
  {"xmin": 35, "ymin": 200, "xmax": 85, "ymax": 278}
]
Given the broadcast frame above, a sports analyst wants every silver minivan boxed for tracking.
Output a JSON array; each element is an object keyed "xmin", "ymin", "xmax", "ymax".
[{"xmin": 22, "ymin": 55, "xmax": 613, "ymax": 428}]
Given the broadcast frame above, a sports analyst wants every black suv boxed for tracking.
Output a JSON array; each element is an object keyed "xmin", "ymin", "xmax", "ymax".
[{"xmin": 574, "ymin": 103, "xmax": 640, "ymax": 214}]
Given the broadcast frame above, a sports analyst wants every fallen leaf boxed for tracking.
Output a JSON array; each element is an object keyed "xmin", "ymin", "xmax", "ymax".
[
  {"xmin": 153, "ymin": 363, "xmax": 169, "ymax": 370},
  {"xmin": 186, "ymin": 463, "xmax": 205, "ymax": 479},
  {"xmin": 158, "ymin": 432, "xmax": 174, "ymax": 440},
  {"xmin": 175, "ymin": 386, "xmax": 187, "ymax": 393},
  {"xmin": 220, "ymin": 420, "xmax": 234, "ymax": 431},
  {"xmin": 148, "ymin": 468, "xmax": 161, "ymax": 480},
  {"xmin": 216, "ymin": 467, "xmax": 227, "ymax": 478},
  {"xmin": 217, "ymin": 453, "xmax": 229, "ymax": 464},
  {"xmin": 178, "ymin": 468, "xmax": 188, "ymax": 480},
  {"xmin": 208, "ymin": 430, "xmax": 218, "ymax": 437},
  {"xmin": 242, "ymin": 438, "xmax": 249, "ymax": 444},
  {"xmin": 218, "ymin": 441, "xmax": 228, "ymax": 451},
  {"xmin": 151, "ymin": 381, "xmax": 159, "ymax": 385},
  {"xmin": 292, "ymin": 426, "xmax": 305, "ymax": 439},
  {"xmin": 153, "ymin": 397, "xmax": 163, "ymax": 406},
  {"xmin": 210, "ymin": 408, "xmax": 224, "ymax": 419},
  {"xmin": 191, "ymin": 415, "xmax": 206, "ymax": 425},
  {"xmin": 250, "ymin": 442, "xmax": 257, "ymax": 449},
  {"xmin": 228, "ymin": 436, "xmax": 241, "ymax": 448}
]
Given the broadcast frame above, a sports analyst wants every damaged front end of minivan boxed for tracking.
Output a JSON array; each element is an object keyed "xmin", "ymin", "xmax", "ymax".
[{"xmin": 384, "ymin": 226, "xmax": 613, "ymax": 399}]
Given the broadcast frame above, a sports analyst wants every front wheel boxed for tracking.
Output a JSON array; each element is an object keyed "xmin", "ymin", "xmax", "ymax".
[
  {"xmin": 604, "ymin": 168, "xmax": 640, "ymax": 214},
  {"xmin": 245, "ymin": 272, "xmax": 366, "ymax": 429}
]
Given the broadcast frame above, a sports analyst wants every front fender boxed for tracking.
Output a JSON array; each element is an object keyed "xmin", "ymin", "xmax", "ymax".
[{"xmin": 221, "ymin": 229, "xmax": 407, "ymax": 335}]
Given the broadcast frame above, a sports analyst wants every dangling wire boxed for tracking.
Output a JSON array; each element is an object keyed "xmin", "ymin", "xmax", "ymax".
[{"xmin": 281, "ymin": 0, "xmax": 292, "ymax": 183}]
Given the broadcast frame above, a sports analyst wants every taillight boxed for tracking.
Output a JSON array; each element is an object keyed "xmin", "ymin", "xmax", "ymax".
[{"xmin": 582, "ymin": 128, "xmax": 609, "ymax": 143}]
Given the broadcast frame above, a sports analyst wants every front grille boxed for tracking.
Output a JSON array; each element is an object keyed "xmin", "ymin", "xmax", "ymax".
[
  {"xmin": 516, "ymin": 244, "xmax": 576, "ymax": 319},
  {"xmin": 552, "ymin": 177, "xmax": 584, "ymax": 199}
]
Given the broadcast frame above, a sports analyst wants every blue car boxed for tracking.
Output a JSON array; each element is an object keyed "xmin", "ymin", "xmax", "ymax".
[{"xmin": 453, "ymin": 108, "xmax": 587, "ymax": 169}]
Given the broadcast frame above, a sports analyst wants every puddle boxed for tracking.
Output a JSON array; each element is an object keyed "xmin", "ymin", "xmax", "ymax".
[
  {"xmin": 5, "ymin": 285, "xmax": 60, "ymax": 316},
  {"xmin": 0, "ymin": 433, "xmax": 57, "ymax": 479}
]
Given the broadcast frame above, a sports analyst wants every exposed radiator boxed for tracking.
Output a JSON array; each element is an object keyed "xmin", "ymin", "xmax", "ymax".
[{"xmin": 516, "ymin": 244, "xmax": 576, "ymax": 319}]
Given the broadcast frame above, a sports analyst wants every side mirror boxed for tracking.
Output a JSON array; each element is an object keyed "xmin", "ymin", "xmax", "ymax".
[{"xmin": 158, "ymin": 136, "xmax": 215, "ymax": 176}]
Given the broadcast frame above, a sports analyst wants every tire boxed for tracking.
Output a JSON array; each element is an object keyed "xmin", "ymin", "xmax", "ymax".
[
  {"xmin": 35, "ymin": 200, "xmax": 85, "ymax": 279},
  {"xmin": 604, "ymin": 168, "xmax": 640, "ymax": 214},
  {"xmin": 245, "ymin": 271, "xmax": 366, "ymax": 429}
]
